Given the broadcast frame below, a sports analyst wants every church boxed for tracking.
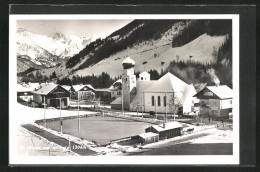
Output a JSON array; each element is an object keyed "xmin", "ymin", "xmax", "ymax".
[{"xmin": 110, "ymin": 57, "xmax": 198, "ymax": 115}]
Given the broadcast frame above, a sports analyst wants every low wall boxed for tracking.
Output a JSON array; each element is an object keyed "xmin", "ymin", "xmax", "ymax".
[{"xmin": 105, "ymin": 111, "xmax": 161, "ymax": 124}]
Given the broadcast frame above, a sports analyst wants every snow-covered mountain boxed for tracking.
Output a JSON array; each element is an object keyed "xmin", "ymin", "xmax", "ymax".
[
  {"xmin": 23, "ymin": 20, "xmax": 232, "ymax": 86},
  {"xmin": 16, "ymin": 29, "xmax": 103, "ymax": 73}
]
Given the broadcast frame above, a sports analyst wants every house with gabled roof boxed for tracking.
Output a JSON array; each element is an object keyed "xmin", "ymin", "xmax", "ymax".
[
  {"xmin": 17, "ymin": 82, "xmax": 40, "ymax": 102},
  {"xmin": 32, "ymin": 83, "xmax": 70, "ymax": 107},
  {"xmin": 193, "ymin": 85, "xmax": 233, "ymax": 118},
  {"xmin": 71, "ymin": 84, "xmax": 95, "ymax": 101},
  {"xmin": 109, "ymin": 79, "xmax": 122, "ymax": 100}
]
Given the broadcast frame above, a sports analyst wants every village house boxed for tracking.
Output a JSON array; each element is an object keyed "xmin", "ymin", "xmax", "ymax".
[
  {"xmin": 32, "ymin": 83, "xmax": 70, "ymax": 108},
  {"xmin": 193, "ymin": 85, "xmax": 233, "ymax": 119},
  {"xmin": 71, "ymin": 84, "xmax": 95, "ymax": 101},
  {"xmin": 111, "ymin": 57, "xmax": 198, "ymax": 115},
  {"xmin": 17, "ymin": 82, "xmax": 40, "ymax": 102},
  {"xmin": 109, "ymin": 79, "xmax": 122, "ymax": 100}
]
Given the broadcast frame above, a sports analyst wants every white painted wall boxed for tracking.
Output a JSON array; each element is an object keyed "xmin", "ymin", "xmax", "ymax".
[
  {"xmin": 221, "ymin": 99, "xmax": 233, "ymax": 109},
  {"xmin": 139, "ymin": 72, "xmax": 150, "ymax": 81}
]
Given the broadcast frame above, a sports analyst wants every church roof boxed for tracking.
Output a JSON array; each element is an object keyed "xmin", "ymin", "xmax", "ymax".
[
  {"xmin": 144, "ymin": 72, "xmax": 187, "ymax": 93},
  {"xmin": 122, "ymin": 57, "xmax": 135, "ymax": 65}
]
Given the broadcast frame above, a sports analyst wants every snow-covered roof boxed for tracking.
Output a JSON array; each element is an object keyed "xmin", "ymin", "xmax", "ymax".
[
  {"xmin": 140, "ymin": 71, "xmax": 150, "ymax": 76},
  {"xmin": 122, "ymin": 57, "xmax": 135, "ymax": 65},
  {"xmin": 144, "ymin": 72, "xmax": 187, "ymax": 93},
  {"xmin": 95, "ymin": 88, "xmax": 111, "ymax": 92},
  {"xmin": 147, "ymin": 121, "xmax": 183, "ymax": 132},
  {"xmin": 32, "ymin": 83, "xmax": 58, "ymax": 95},
  {"xmin": 72, "ymin": 84, "xmax": 95, "ymax": 92},
  {"xmin": 109, "ymin": 79, "xmax": 122, "ymax": 90},
  {"xmin": 179, "ymin": 85, "xmax": 197, "ymax": 105},
  {"xmin": 17, "ymin": 83, "xmax": 40, "ymax": 92},
  {"xmin": 206, "ymin": 85, "xmax": 233, "ymax": 99},
  {"xmin": 61, "ymin": 85, "xmax": 72, "ymax": 91},
  {"xmin": 110, "ymin": 97, "xmax": 122, "ymax": 105},
  {"xmin": 139, "ymin": 132, "xmax": 159, "ymax": 139}
]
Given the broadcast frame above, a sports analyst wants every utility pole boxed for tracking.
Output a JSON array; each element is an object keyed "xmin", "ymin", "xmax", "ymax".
[
  {"xmin": 141, "ymin": 92, "xmax": 143, "ymax": 118},
  {"xmin": 44, "ymin": 96, "xmax": 46, "ymax": 128},
  {"xmin": 60, "ymin": 98, "xmax": 62, "ymax": 134},
  {"xmin": 121, "ymin": 74, "xmax": 124, "ymax": 115},
  {"xmin": 78, "ymin": 91, "xmax": 80, "ymax": 135},
  {"xmin": 165, "ymin": 93, "xmax": 167, "ymax": 123},
  {"xmin": 155, "ymin": 98, "xmax": 157, "ymax": 119}
]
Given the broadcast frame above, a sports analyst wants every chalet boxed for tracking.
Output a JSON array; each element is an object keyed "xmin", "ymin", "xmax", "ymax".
[
  {"xmin": 193, "ymin": 85, "xmax": 233, "ymax": 118},
  {"xmin": 145, "ymin": 121, "xmax": 183, "ymax": 140},
  {"xmin": 110, "ymin": 57, "xmax": 198, "ymax": 114},
  {"xmin": 32, "ymin": 83, "xmax": 70, "ymax": 108},
  {"xmin": 109, "ymin": 79, "xmax": 122, "ymax": 100},
  {"xmin": 17, "ymin": 82, "xmax": 40, "ymax": 102},
  {"xmin": 71, "ymin": 84, "xmax": 95, "ymax": 101}
]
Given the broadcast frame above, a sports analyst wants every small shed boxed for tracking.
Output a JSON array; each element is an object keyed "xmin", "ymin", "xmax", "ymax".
[
  {"xmin": 110, "ymin": 97, "xmax": 122, "ymax": 110},
  {"xmin": 145, "ymin": 121, "xmax": 183, "ymax": 140},
  {"xmin": 138, "ymin": 132, "xmax": 159, "ymax": 144}
]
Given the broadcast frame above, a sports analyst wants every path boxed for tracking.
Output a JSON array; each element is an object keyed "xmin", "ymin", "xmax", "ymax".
[{"xmin": 21, "ymin": 124, "xmax": 96, "ymax": 156}]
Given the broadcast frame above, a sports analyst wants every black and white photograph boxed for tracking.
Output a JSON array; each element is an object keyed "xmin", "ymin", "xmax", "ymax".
[{"xmin": 9, "ymin": 14, "xmax": 240, "ymax": 165}]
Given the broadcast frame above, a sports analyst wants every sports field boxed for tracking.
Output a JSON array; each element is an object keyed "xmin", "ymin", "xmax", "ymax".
[{"xmin": 37, "ymin": 116, "xmax": 152, "ymax": 145}]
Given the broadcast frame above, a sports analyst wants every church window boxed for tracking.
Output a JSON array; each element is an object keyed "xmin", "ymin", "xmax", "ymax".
[
  {"xmin": 164, "ymin": 96, "xmax": 166, "ymax": 106},
  {"xmin": 152, "ymin": 96, "xmax": 155, "ymax": 106},
  {"xmin": 158, "ymin": 96, "xmax": 161, "ymax": 106}
]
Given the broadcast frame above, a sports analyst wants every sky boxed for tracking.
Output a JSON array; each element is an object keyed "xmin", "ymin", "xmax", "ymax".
[{"xmin": 17, "ymin": 20, "xmax": 133, "ymax": 37}]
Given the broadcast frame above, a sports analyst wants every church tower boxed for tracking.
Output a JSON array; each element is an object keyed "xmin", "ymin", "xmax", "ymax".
[{"xmin": 122, "ymin": 57, "xmax": 136, "ymax": 110}]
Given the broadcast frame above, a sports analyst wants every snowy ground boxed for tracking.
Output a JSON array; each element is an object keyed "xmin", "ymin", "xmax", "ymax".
[
  {"xmin": 15, "ymin": 103, "xmax": 97, "ymax": 125},
  {"xmin": 120, "ymin": 128, "xmax": 233, "ymax": 156},
  {"xmin": 18, "ymin": 127, "xmax": 76, "ymax": 156},
  {"xmin": 186, "ymin": 129, "xmax": 233, "ymax": 144}
]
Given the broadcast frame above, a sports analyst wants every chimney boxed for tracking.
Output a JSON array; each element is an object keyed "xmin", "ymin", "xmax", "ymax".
[{"xmin": 163, "ymin": 123, "xmax": 166, "ymax": 128}]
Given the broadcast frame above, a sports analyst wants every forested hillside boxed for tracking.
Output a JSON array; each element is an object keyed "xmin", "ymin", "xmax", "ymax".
[{"xmin": 21, "ymin": 19, "xmax": 233, "ymax": 88}]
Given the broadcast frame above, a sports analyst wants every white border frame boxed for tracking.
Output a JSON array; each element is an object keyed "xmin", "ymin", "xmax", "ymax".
[{"xmin": 9, "ymin": 14, "xmax": 239, "ymax": 165}]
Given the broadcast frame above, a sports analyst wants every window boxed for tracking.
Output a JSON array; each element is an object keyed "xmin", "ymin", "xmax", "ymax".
[
  {"xmin": 230, "ymin": 100, "xmax": 232, "ymax": 104},
  {"xmin": 164, "ymin": 96, "xmax": 166, "ymax": 106},
  {"xmin": 141, "ymin": 77, "xmax": 143, "ymax": 80},
  {"xmin": 158, "ymin": 96, "xmax": 161, "ymax": 106},
  {"xmin": 151, "ymin": 96, "xmax": 155, "ymax": 106}
]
